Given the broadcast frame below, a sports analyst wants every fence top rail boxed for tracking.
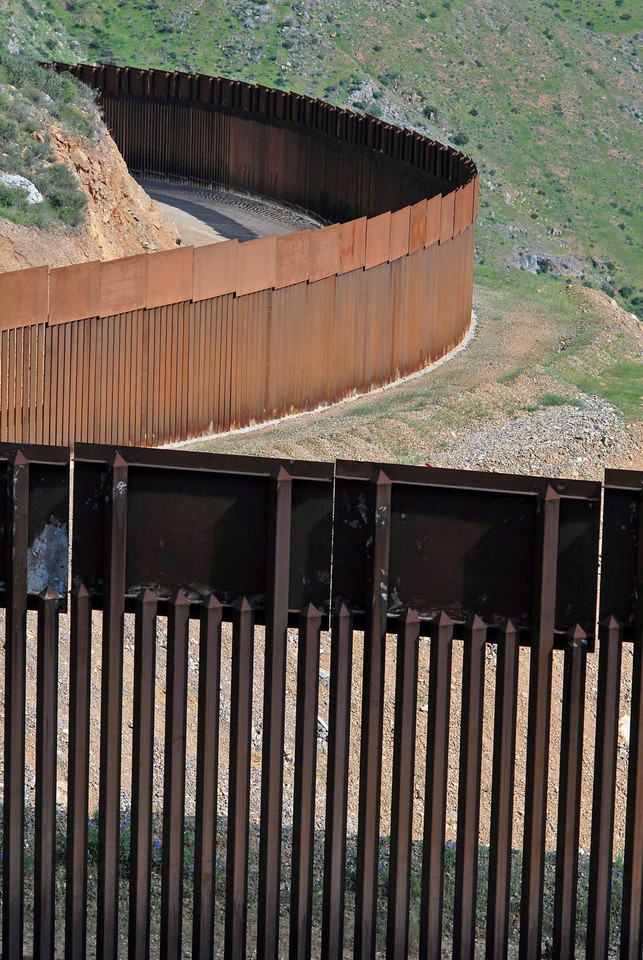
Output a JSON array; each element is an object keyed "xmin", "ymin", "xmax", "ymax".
[
  {"xmin": 335, "ymin": 458, "xmax": 603, "ymax": 501},
  {"xmin": 72, "ymin": 441, "xmax": 334, "ymax": 481},
  {"xmin": 0, "ymin": 60, "xmax": 478, "ymax": 333},
  {"xmin": 1, "ymin": 441, "xmax": 639, "ymax": 646}
]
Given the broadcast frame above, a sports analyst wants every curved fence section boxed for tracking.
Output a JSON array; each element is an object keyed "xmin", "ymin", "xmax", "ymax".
[{"xmin": 0, "ymin": 63, "xmax": 478, "ymax": 446}]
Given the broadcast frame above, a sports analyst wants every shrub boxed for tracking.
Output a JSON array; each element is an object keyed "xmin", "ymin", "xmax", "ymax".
[{"xmin": 33, "ymin": 163, "xmax": 87, "ymax": 226}]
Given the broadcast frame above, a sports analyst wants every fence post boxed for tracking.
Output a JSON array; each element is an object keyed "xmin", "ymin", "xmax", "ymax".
[
  {"xmin": 34, "ymin": 586, "xmax": 60, "ymax": 960},
  {"xmin": 486, "ymin": 619, "xmax": 520, "ymax": 960},
  {"xmin": 129, "ymin": 588, "xmax": 158, "ymax": 960},
  {"xmin": 290, "ymin": 603, "xmax": 323, "ymax": 960},
  {"xmin": 387, "ymin": 608, "xmax": 421, "ymax": 960},
  {"xmin": 97, "ymin": 452, "xmax": 128, "ymax": 960},
  {"xmin": 553, "ymin": 624, "xmax": 587, "ymax": 959},
  {"xmin": 586, "ymin": 617, "xmax": 623, "ymax": 960},
  {"xmin": 454, "ymin": 614, "xmax": 487, "ymax": 960},
  {"xmin": 355, "ymin": 469, "xmax": 392, "ymax": 960},
  {"xmin": 65, "ymin": 583, "xmax": 93, "ymax": 960},
  {"xmin": 519, "ymin": 485, "xmax": 560, "ymax": 960},
  {"xmin": 419, "ymin": 611, "xmax": 454, "ymax": 959},
  {"xmin": 193, "ymin": 594, "xmax": 224, "ymax": 960},
  {"xmin": 225, "ymin": 599, "xmax": 255, "ymax": 960},
  {"xmin": 160, "ymin": 591, "xmax": 191, "ymax": 960},
  {"xmin": 258, "ymin": 465, "xmax": 292, "ymax": 960},
  {"xmin": 322, "ymin": 603, "xmax": 354, "ymax": 960},
  {"xmin": 2, "ymin": 450, "xmax": 30, "ymax": 960},
  {"xmin": 621, "ymin": 612, "xmax": 643, "ymax": 959}
]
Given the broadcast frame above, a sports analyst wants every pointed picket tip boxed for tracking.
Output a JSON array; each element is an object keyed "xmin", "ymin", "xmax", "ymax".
[
  {"xmin": 137, "ymin": 587, "xmax": 157, "ymax": 605},
  {"xmin": 72, "ymin": 581, "xmax": 91, "ymax": 600},
  {"xmin": 468, "ymin": 613, "xmax": 487, "ymax": 632},
  {"xmin": 276, "ymin": 465, "xmax": 291, "ymax": 483},
  {"xmin": 40, "ymin": 585, "xmax": 60, "ymax": 601},
  {"xmin": 401, "ymin": 607, "xmax": 420, "ymax": 626},
  {"xmin": 499, "ymin": 617, "xmax": 518, "ymax": 637},
  {"xmin": 375, "ymin": 469, "xmax": 392, "ymax": 487},
  {"xmin": 203, "ymin": 593, "xmax": 223, "ymax": 611},
  {"xmin": 544, "ymin": 485, "xmax": 560, "ymax": 502},
  {"xmin": 238, "ymin": 596, "xmax": 253, "ymax": 614},
  {"xmin": 111, "ymin": 452, "xmax": 128, "ymax": 469},
  {"xmin": 434, "ymin": 610, "xmax": 453, "ymax": 628},
  {"xmin": 12, "ymin": 450, "xmax": 29, "ymax": 466},
  {"xmin": 568, "ymin": 623, "xmax": 587, "ymax": 643},
  {"xmin": 172, "ymin": 589, "xmax": 191, "ymax": 607},
  {"xmin": 600, "ymin": 614, "xmax": 621, "ymax": 631},
  {"xmin": 300, "ymin": 602, "xmax": 321, "ymax": 620},
  {"xmin": 336, "ymin": 602, "xmax": 352, "ymax": 620}
]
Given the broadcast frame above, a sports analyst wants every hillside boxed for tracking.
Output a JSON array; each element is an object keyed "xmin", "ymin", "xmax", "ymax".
[
  {"xmin": 1, "ymin": 0, "xmax": 641, "ymax": 317},
  {"xmin": 0, "ymin": 50, "xmax": 179, "ymax": 271}
]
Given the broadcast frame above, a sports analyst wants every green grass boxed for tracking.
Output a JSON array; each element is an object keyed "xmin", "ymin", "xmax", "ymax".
[
  {"xmin": 0, "ymin": 0, "xmax": 640, "ymax": 310},
  {"xmin": 569, "ymin": 361, "xmax": 642, "ymax": 421},
  {"xmin": 0, "ymin": 49, "xmax": 101, "ymax": 228},
  {"xmin": 3, "ymin": 804, "xmax": 629, "ymax": 954},
  {"xmin": 533, "ymin": 392, "xmax": 586, "ymax": 409}
]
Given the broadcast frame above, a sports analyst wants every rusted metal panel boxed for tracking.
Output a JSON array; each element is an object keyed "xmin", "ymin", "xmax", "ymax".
[
  {"xmin": 0, "ymin": 266, "xmax": 48, "ymax": 330},
  {"xmin": 146, "ymin": 246, "xmax": 194, "ymax": 309},
  {"xmin": 104, "ymin": 64, "xmax": 120, "ymax": 95},
  {"xmin": 425, "ymin": 194, "xmax": 441, "ymax": 247},
  {"xmin": 309, "ymin": 223, "xmax": 341, "ymax": 282},
  {"xmin": 193, "ymin": 241, "xmax": 238, "ymax": 301},
  {"xmin": 275, "ymin": 230, "xmax": 311, "ymax": 289},
  {"xmin": 409, "ymin": 200, "xmax": 427, "ymax": 253},
  {"xmin": 340, "ymin": 217, "xmax": 367, "ymax": 274},
  {"xmin": 440, "ymin": 190, "xmax": 456, "ymax": 244},
  {"xmin": 332, "ymin": 460, "xmax": 600, "ymax": 635},
  {"xmin": 99, "ymin": 255, "xmax": 147, "ymax": 318},
  {"xmin": 454, "ymin": 186, "xmax": 467, "ymax": 236},
  {"xmin": 389, "ymin": 206, "xmax": 410, "ymax": 261},
  {"xmin": 49, "ymin": 262, "xmax": 100, "ymax": 325},
  {"xmin": 72, "ymin": 445, "xmax": 333, "ymax": 615},
  {"xmin": 236, "ymin": 236, "xmax": 277, "ymax": 297},
  {"xmin": 127, "ymin": 68, "xmax": 146, "ymax": 97}
]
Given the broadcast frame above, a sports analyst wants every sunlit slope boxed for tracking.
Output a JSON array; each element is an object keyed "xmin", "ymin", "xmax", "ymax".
[{"xmin": 2, "ymin": 0, "xmax": 641, "ymax": 312}]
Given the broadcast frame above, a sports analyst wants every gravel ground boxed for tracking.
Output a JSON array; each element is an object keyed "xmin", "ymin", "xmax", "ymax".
[{"xmin": 428, "ymin": 394, "xmax": 636, "ymax": 476}]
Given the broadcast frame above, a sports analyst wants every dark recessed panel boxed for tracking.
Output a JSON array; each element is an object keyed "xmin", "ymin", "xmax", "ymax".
[
  {"xmin": 600, "ymin": 471, "xmax": 642, "ymax": 636},
  {"xmin": 125, "ymin": 465, "xmax": 270, "ymax": 605},
  {"xmin": 389, "ymin": 485, "xmax": 537, "ymax": 627}
]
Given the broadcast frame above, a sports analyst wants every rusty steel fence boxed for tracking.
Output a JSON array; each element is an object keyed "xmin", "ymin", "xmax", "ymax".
[
  {"xmin": 0, "ymin": 63, "xmax": 477, "ymax": 447},
  {"xmin": 0, "ymin": 442, "xmax": 641, "ymax": 960}
]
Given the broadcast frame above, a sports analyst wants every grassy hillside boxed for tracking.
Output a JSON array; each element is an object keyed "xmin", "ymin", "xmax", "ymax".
[
  {"xmin": 1, "ymin": 0, "xmax": 641, "ymax": 314},
  {"xmin": 0, "ymin": 49, "xmax": 101, "ymax": 228}
]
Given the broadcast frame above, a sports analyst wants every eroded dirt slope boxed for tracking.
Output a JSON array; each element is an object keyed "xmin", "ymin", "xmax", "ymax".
[{"xmin": 0, "ymin": 122, "xmax": 179, "ymax": 273}]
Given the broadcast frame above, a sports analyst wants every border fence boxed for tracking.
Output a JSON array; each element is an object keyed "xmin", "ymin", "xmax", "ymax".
[
  {"xmin": 0, "ymin": 443, "xmax": 641, "ymax": 960},
  {"xmin": 0, "ymin": 62, "xmax": 477, "ymax": 447}
]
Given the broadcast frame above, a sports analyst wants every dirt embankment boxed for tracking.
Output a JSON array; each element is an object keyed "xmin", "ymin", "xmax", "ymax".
[{"xmin": 0, "ymin": 124, "xmax": 179, "ymax": 273}]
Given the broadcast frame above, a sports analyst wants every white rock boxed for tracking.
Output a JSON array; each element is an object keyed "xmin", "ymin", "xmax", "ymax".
[{"xmin": 1, "ymin": 173, "xmax": 44, "ymax": 204}]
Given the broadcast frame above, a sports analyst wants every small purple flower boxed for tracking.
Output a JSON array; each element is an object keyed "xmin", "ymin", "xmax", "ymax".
[{"xmin": 154, "ymin": 837, "xmax": 161, "ymax": 851}]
